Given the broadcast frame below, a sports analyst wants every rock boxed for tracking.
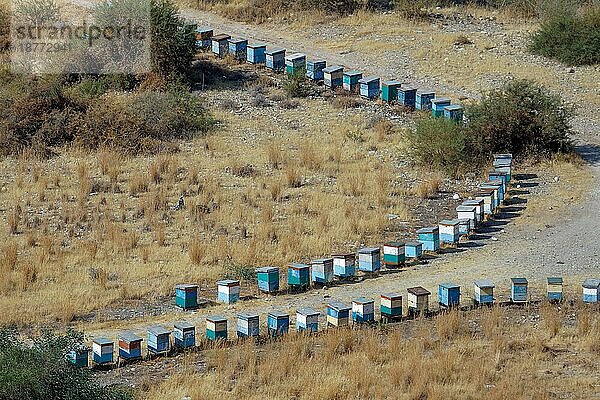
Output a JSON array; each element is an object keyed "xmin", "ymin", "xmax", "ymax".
[
  {"xmin": 452, "ymin": 193, "xmax": 460, "ymax": 200},
  {"xmin": 516, "ymin": 184, "xmax": 521, "ymax": 189},
  {"xmin": 387, "ymin": 213, "xmax": 399, "ymax": 220},
  {"xmin": 554, "ymin": 176, "xmax": 559, "ymax": 182},
  {"xmin": 491, "ymin": 236, "xmax": 498, "ymax": 241},
  {"xmin": 566, "ymin": 67, "xmax": 575, "ymax": 73}
]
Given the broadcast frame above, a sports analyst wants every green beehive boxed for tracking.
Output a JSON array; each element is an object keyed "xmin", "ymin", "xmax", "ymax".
[{"xmin": 381, "ymin": 80, "xmax": 402, "ymax": 102}]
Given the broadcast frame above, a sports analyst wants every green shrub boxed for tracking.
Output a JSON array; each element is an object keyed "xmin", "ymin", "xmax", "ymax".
[
  {"xmin": 530, "ymin": 6, "xmax": 600, "ymax": 65},
  {"xmin": 0, "ymin": 328, "xmax": 132, "ymax": 400},
  {"xmin": 283, "ymin": 69, "xmax": 310, "ymax": 98}
]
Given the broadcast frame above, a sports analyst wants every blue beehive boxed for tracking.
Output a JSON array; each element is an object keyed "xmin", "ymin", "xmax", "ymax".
[
  {"xmin": 547, "ymin": 277, "xmax": 563, "ymax": 303},
  {"xmin": 404, "ymin": 241, "xmax": 423, "ymax": 259},
  {"xmin": 211, "ymin": 34, "xmax": 231, "ymax": 57},
  {"xmin": 415, "ymin": 90, "xmax": 435, "ymax": 110},
  {"xmin": 174, "ymin": 321, "xmax": 195, "ymax": 349},
  {"xmin": 358, "ymin": 76, "xmax": 380, "ymax": 99},
  {"xmin": 488, "ymin": 170, "xmax": 508, "ymax": 193},
  {"xmin": 511, "ymin": 278, "xmax": 528, "ymax": 303},
  {"xmin": 195, "ymin": 27, "xmax": 213, "ymax": 49},
  {"xmin": 323, "ymin": 65, "xmax": 344, "ymax": 88},
  {"xmin": 479, "ymin": 184, "xmax": 500, "ymax": 210},
  {"xmin": 343, "ymin": 70, "xmax": 362, "ymax": 92},
  {"xmin": 206, "ymin": 315, "xmax": 227, "ymax": 341},
  {"xmin": 306, "ymin": 59, "xmax": 326, "ymax": 81},
  {"xmin": 327, "ymin": 301, "xmax": 351, "ymax": 327},
  {"xmin": 311, "ymin": 257, "xmax": 334, "ymax": 284},
  {"xmin": 285, "ymin": 53, "xmax": 306, "ymax": 76},
  {"xmin": 444, "ymin": 104, "xmax": 464, "ymax": 123},
  {"xmin": 439, "ymin": 219, "xmax": 460, "ymax": 245},
  {"xmin": 67, "ymin": 345, "xmax": 90, "ymax": 368},
  {"xmin": 92, "ymin": 338, "xmax": 113, "ymax": 365},
  {"xmin": 288, "ymin": 263, "xmax": 310, "ymax": 290},
  {"xmin": 332, "ymin": 253, "xmax": 355, "ymax": 278},
  {"xmin": 583, "ymin": 279, "xmax": 600, "ymax": 303},
  {"xmin": 237, "ymin": 312, "xmax": 260, "ymax": 338},
  {"xmin": 456, "ymin": 205, "xmax": 477, "ymax": 231},
  {"xmin": 381, "ymin": 80, "xmax": 402, "ymax": 102},
  {"xmin": 474, "ymin": 188, "xmax": 495, "ymax": 216},
  {"xmin": 398, "ymin": 85, "xmax": 417, "ymax": 107},
  {"xmin": 382, "ymin": 241, "xmax": 405, "ymax": 267},
  {"xmin": 352, "ymin": 298, "xmax": 375, "ymax": 323},
  {"xmin": 380, "ymin": 293, "xmax": 402, "ymax": 319},
  {"xmin": 357, "ymin": 247, "xmax": 381, "ymax": 272},
  {"xmin": 247, "ymin": 43, "xmax": 266, "ymax": 64},
  {"xmin": 431, "ymin": 97, "xmax": 451, "ymax": 118},
  {"xmin": 493, "ymin": 154, "xmax": 513, "ymax": 182},
  {"xmin": 175, "ymin": 284, "xmax": 198, "ymax": 310},
  {"xmin": 256, "ymin": 266, "xmax": 279, "ymax": 293},
  {"xmin": 228, "ymin": 38, "xmax": 248, "ymax": 61},
  {"xmin": 268, "ymin": 311, "xmax": 289, "ymax": 337},
  {"xmin": 147, "ymin": 326, "xmax": 171, "ymax": 355},
  {"xmin": 217, "ymin": 279, "xmax": 240, "ymax": 304},
  {"xmin": 474, "ymin": 280, "xmax": 494, "ymax": 305},
  {"xmin": 462, "ymin": 199, "xmax": 484, "ymax": 225},
  {"xmin": 266, "ymin": 48, "xmax": 286, "ymax": 71},
  {"xmin": 417, "ymin": 226, "xmax": 440, "ymax": 252},
  {"xmin": 439, "ymin": 283, "xmax": 461, "ymax": 308},
  {"xmin": 296, "ymin": 308, "xmax": 319, "ymax": 333},
  {"xmin": 483, "ymin": 180, "xmax": 504, "ymax": 205},
  {"xmin": 457, "ymin": 218, "xmax": 470, "ymax": 236},
  {"xmin": 118, "ymin": 332, "xmax": 143, "ymax": 361}
]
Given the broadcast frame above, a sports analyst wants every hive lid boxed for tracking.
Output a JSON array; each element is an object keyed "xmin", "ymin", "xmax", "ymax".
[
  {"xmin": 311, "ymin": 257, "xmax": 334, "ymax": 264},
  {"xmin": 417, "ymin": 226, "xmax": 438, "ymax": 234},
  {"xmin": 384, "ymin": 241, "xmax": 405, "ymax": 247},
  {"xmin": 474, "ymin": 279, "xmax": 494, "ymax": 288},
  {"xmin": 583, "ymin": 278, "xmax": 600, "ymax": 288},
  {"xmin": 211, "ymin": 34, "xmax": 231, "ymax": 41},
  {"xmin": 174, "ymin": 321, "xmax": 195, "ymax": 330},
  {"xmin": 416, "ymin": 90, "xmax": 435, "ymax": 95},
  {"xmin": 407, "ymin": 286, "xmax": 431, "ymax": 296},
  {"xmin": 358, "ymin": 247, "xmax": 379, "ymax": 254},
  {"xmin": 175, "ymin": 283, "xmax": 198, "ymax": 290},
  {"xmin": 511, "ymin": 277, "xmax": 528, "ymax": 284},
  {"xmin": 206, "ymin": 315, "xmax": 227, "ymax": 323},
  {"xmin": 358, "ymin": 76, "xmax": 379, "ymax": 83},
  {"xmin": 229, "ymin": 38, "xmax": 248, "ymax": 44},
  {"xmin": 328, "ymin": 301, "xmax": 351, "ymax": 311},
  {"xmin": 399, "ymin": 84, "xmax": 416, "ymax": 91},
  {"xmin": 547, "ymin": 277, "xmax": 563, "ymax": 285},
  {"xmin": 196, "ymin": 26, "xmax": 213, "ymax": 33},
  {"xmin": 493, "ymin": 159, "xmax": 512, "ymax": 167},
  {"xmin": 216, "ymin": 279, "xmax": 240, "ymax": 286},
  {"xmin": 286, "ymin": 52, "xmax": 306, "ymax": 60},
  {"xmin": 457, "ymin": 218, "xmax": 470, "ymax": 224},
  {"xmin": 463, "ymin": 199, "xmax": 484, "ymax": 205},
  {"xmin": 148, "ymin": 325, "xmax": 171, "ymax": 336},
  {"xmin": 405, "ymin": 241, "xmax": 423, "ymax": 247},
  {"xmin": 307, "ymin": 58, "xmax": 326, "ymax": 64},
  {"xmin": 93, "ymin": 337, "xmax": 113, "ymax": 346},
  {"xmin": 248, "ymin": 43, "xmax": 266, "ymax": 48},
  {"xmin": 297, "ymin": 307, "xmax": 319, "ymax": 316},
  {"xmin": 255, "ymin": 266, "xmax": 279, "ymax": 273},
  {"xmin": 119, "ymin": 331, "xmax": 142, "ymax": 343},
  {"xmin": 489, "ymin": 170, "xmax": 509, "ymax": 177},
  {"xmin": 493, "ymin": 153, "xmax": 513, "ymax": 160},
  {"xmin": 332, "ymin": 253, "xmax": 355, "ymax": 258},
  {"xmin": 383, "ymin": 79, "xmax": 402, "ymax": 86},
  {"xmin": 238, "ymin": 312, "xmax": 259, "ymax": 319},
  {"xmin": 323, "ymin": 65, "xmax": 343, "ymax": 73},
  {"xmin": 289, "ymin": 262, "xmax": 309, "ymax": 269},
  {"xmin": 439, "ymin": 282, "xmax": 460, "ymax": 289},
  {"xmin": 444, "ymin": 104, "xmax": 463, "ymax": 111},
  {"xmin": 456, "ymin": 205, "xmax": 476, "ymax": 212},
  {"xmin": 381, "ymin": 292, "xmax": 402, "ymax": 300},
  {"xmin": 344, "ymin": 70, "xmax": 362, "ymax": 76},
  {"xmin": 431, "ymin": 97, "xmax": 451, "ymax": 104},
  {"xmin": 268, "ymin": 310, "xmax": 289, "ymax": 318},
  {"xmin": 266, "ymin": 47, "xmax": 286, "ymax": 54},
  {"xmin": 439, "ymin": 219, "xmax": 459, "ymax": 226},
  {"xmin": 353, "ymin": 297, "xmax": 374, "ymax": 304}
]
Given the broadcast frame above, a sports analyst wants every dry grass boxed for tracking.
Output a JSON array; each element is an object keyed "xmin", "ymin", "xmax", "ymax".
[{"xmin": 140, "ymin": 305, "xmax": 600, "ymax": 400}]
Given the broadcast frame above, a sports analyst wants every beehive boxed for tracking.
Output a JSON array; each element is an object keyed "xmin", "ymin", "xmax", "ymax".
[
  {"xmin": 67, "ymin": 345, "xmax": 90, "ymax": 368},
  {"xmin": 474, "ymin": 280, "xmax": 494, "ymax": 305},
  {"xmin": 211, "ymin": 34, "xmax": 231, "ymax": 57},
  {"xmin": 358, "ymin": 76, "xmax": 380, "ymax": 99},
  {"xmin": 285, "ymin": 53, "xmax": 306, "ymax": 76},
  {"xmin": 174, "ymin": 321, "xmax": 196, "ymax": 349},
  {"xmin": 439, "ymin": 283, "xmax": 461, "ymax": 308},
  {"xmin": 457, "ymin": 218, "xmax": 470, "ymax": 236},
  {"xmin": 462, "ymin": 199, "xmax": 484, "ymax": 225},
  {"xmin": 352, "ymin": 298, "xmax": 375, "ymax": 323},
  {"xmin": 332, "ymin": 253, "xmax": 356, "ymax": 278},
  {"xmin": 383, "ymin": 241, "xmax": 405, "ymax": 267},
  {"xmin": 311, "ymin": 257, "xmax": 334, "ymax": 284},
  {"xmin": 323, "ymin": 65, "xmax": 344, "ymax": 88},
  {"xmin": 493, "ymin": 154, "xmax": 513, "ymax": 182},
  {"xmin": 357, "ymin": 247, "xmax": 381, "ymax": 272},
  {"xmin": 407, "ymin": 287, "xmax": 431, "ymax": 315},
  {"xmin": 381, "ymin": 80, "xmax": 402, "ymax": 102},
  {"xmin": 343, "ymin": 70, "xmax": 362, "ymax": 92},
  {"xmin": 481, "ymin": 181, "xmax": 503, "ymax": 207},
  {"xmin": 456, "ymin": 205, "xmax": 477, "ymax": 231},
  {"xmin": 404, "ymin": 241, "xmax": 423, "ymax": 259},
  {"xmin": 327, "ymin": 302, "xmax": 351, "ymax": 327},
  {"xmin": 431, "ymin": 97, "xmax": 452, "ymax": 118},
  {"xmin": 195, "ymin": 27, "xmax": 213, "ymax": 49},
  {"xmin": 266, "ymin": 48, "xmax": 286, "ymax": 71},
  {"xmin": 582, "ymin": 279, "xmax": 600, "ymax": 303},
  {"xmin": 398, "ymin": 85, "xmax": 417, "ymax": 107},
  {"xmin": 417, "ymin": 226, "xmax": 440, "ymax": 252},
  {"xmin": 118, "ymin": 332, "xmax": 143, "ymax": 361},
  {"xmin": 92, "ymin": 338, "xmax": 113, "ymax": 365},
  {"xmin": 228, "ymin": 38, "xmax": 248, "ymax": 61},
  {"xmin": 256, "ymin": 266, "xmax": 279, "ymax": 293},
  {"xmin": 247, "ymin": 43, "xmax": 266, "ymax": 64},
  {"xmin": 147, "ymin": 326, "xmax": 171, "ymax": 355},
  {"xmin": 175, "ymin": 284, "xmax": 198, "ymax": 310},
  {"xmin": 474, "ymin": 189, "xmax": 495, "ymax": 216},
  {"xmin": 438, "ymin": 220, "xmax": 460, "ymax": 245},
  {"xmin": 415, "ymin": 90, "xmax": 435, "ymax": 110},
  {"xmin": 237, "ymin": 312, "xmax": 260, "ymax": 338},
  {"xmin": 380, "ymin": 293, "xmax": 402, "ymax": 318},
  {"xmin": 547, "ymin": 277, "xmax": 563, "ymax": 303},
  {"xmin": 488, "ymin": 170, "xmax": 509, "ymax": 193},
  {"xmin": 268, "ymin": 311, "xmax": 290, "ymax": 337},
  {"xmin": 296, "ymin": 308, "xmax": 319, "ymax": 332},
  {"xmin": 206, "ymin": 315, "xmax": 228, "ymax": 341},
  {"xmin": 511, "ymin": 277, "xmax": 528, "ymax": 303},
  {"xmin": 443, "ymin": 104, "xmax": 464, "ymax": 123},
  {"xmin": 217, "ymin": 279, "xmax": 240, "ymax": 304},
  {"xmin": 306, "ymin": 59, "xmax": 326, "ymax": 81},
  {"xmin": 288, "ymin": 263, "xmax": 310, "ymax": 290}
]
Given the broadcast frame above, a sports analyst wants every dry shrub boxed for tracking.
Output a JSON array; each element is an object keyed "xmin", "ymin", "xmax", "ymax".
[
  {"xmin": 413, "ymin": 172, "xmax": 442, "ymax": 199},
  {"xmin": 1, "ymin": 242, "xmax": 18, "ymax": 273},
  {"xmin": 98, "ymin": 148, "xmax": 123, "ymax": 183},
  {"xmin": 437, "ymin": 309, "xmax": 462, "ymax": 340},
  {"xmin": 266, "ymin": 140, "xmax": 283, "ymax": 170},
  {"xmin": 18, "ymin": 264, "xmax": 37, "ymax": 291},
  {"xmin": 129, "ymin": 173, "xmax": 150, "ymax": 195},
  {"xmin": 372, "ymin": 119, "xmax": 397, "ymax": 141},
  {"xmin": 285, "ymin": 164, "xmax": 302, "ymax": 188},
  {"xmin": 268, "ymin": 178, "xmax": 283, "ymax": 201},
  {"xmin": 154, "ymin": 223, "xmax": 166, "ymax": 246},
  {"xmin": 299, "ymin": 142, "xmax": 322, "ymax": 171},
  {"xmin": 189, "ymin": 240, "xmax": 206, "ymax": 265},
  {"xmin": 331, "ymin": 92, "xmax": 362, "ymax": 109},
  {"xmin": 6, "ymin": 206, "xmax": 20, "ymax": 234},
  {"xmin": 339, "ymin": 169, "xmax": 365, "ymax": 197},
  {"xmin": 541, "ymin": 304, "xmax": 562, "ymax": 338},
  {"xmin": 140, "ymin": 246, "xmax": 150, "ymax": 263}
]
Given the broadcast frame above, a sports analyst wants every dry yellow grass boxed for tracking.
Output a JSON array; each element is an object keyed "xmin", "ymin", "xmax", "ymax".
[{"xmin": 140, "ymin": 304, "xmax": 600, "ymax": 399}]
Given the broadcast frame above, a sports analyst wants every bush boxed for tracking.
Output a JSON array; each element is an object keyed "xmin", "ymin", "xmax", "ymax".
[
  {"xmin": 283, "ymin": 70, "xmax": 310, "ymax": 98},
  {"xmin": 530, "ymin": 6, "xmax": 600, "ymax": 65},
  {"xmin": 0, "ymin": 328, "xmax": 132, "ymax": 400},
  {"xmin": 0, "ymin": 3, "xmax": 9, "ymax": 52}
]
